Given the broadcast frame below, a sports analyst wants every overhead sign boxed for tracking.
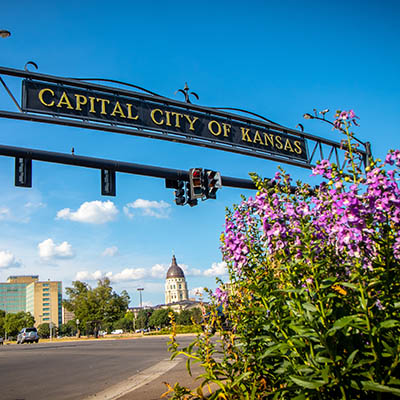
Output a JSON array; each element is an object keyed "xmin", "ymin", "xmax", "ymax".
[{"xmin": 22, "ymin": 80, "xmax": 308, "ymax": 162}]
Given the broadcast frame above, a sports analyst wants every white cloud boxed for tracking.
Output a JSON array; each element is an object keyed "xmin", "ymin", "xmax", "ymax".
[
  {"xmin": 123, "ymin": 199, "xmax": 171, "ymax": 219},
  {"xmin": 75, "ymin": 270, "xmax": 104, "ymax": 281},
  {"xmin": 0, "ymin": 207, "xmax": 11, "ymax": 220},
  {"xmin": 204, "ymin": 261, "xmax": 227, "ymax": 277},
  {"xmin": 0, "ymin": 250, "xmax": 21, "ymax": 268},
  {"xmin": 56, "ymin": 200, "xmax": 118, "ymax": 224},
  {"xmin": 151, "ymin": 264, "xmax": 168, "ymax": 278},
  {"xmin": 75, "ymin": 268, "xmax": 147, "ymax": 282},
  {"xmin": 112, "ymin": 268, "xmax": 147, "ymax": 281},
  {"xmin": 180, "ymin": 264, "xmax": 202, "ymax": 277},
  {"xmin": 24, "ymin": 202, "xmax": 45, "ymax": 209},
  {"xmin": 102, "ymin": 246, "xmax": 119, "ymax": 257},
  {"xmin": 38, "ymin": 238, "xmax": 74, "ymax": 261}
]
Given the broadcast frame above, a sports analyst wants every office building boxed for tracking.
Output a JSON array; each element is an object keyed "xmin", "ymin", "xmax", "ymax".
[{"xmin": 0, "ymin": 275, "xmax": 62, "ymax": 327}]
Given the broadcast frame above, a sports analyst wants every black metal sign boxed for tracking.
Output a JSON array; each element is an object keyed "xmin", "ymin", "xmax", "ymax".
[{"xmin": 22, "ymin": 80, "xmax": 308, "ymax": 162}]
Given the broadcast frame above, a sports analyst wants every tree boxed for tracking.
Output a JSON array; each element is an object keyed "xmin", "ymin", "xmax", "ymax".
[
  {"xmin": 149, "ymin": 308, "xmax": 174, "ymax": 329},
  {"xmin": 0, "ymin": 309, "xmax": 5, "ymax": 336},
  {"xmin": 176, "ymin": 309, "xmax": 192, "ymax": 325},
  {"xmin": 58, "ymin": 320, "xmax": 77, "ymax": 337},
  {"xmin": 135, "ymin": 308, "xmax": 153, "ymax": 330},
  {"xmin": 64, "ymin": 278, "xmax": 130, "ymax": 337},
  {"xmin": 37, "ymin": 323, "xmax": 50, "ymax": 338},
  {"xmin": 4, "ymin": 311, "xmax": 35, "ymax": 337}
]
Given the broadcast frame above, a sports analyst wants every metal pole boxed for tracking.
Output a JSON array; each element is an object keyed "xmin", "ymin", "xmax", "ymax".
[{"xmin": 137, "ymin": 288, "xmax": 144, "ymax": 308}]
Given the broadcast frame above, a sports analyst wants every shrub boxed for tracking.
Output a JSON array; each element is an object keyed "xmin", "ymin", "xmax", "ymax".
[{"xmin": 168, "ymin": 111, "xmax": 400, "ymax": 399}]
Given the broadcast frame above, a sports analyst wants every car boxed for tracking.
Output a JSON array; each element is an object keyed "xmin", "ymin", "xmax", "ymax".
[
  {"xmin": 0, "ymin": 336, "xmax": 3, "ymax": 345},
  {"xmin": 111, "ymin": 329, "xmax": 123, "ymax": 335},
  {"xmin": 17, "ymin": 327, "xmax": 39, "ymax": 344}
]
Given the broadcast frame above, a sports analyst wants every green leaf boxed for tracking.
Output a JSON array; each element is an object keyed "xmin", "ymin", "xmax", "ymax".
[
  {"xmin": 362, "ymin": 381, "xmax": 400, "ymax": 396},
  {"xmin": 302, "ymin": 302, "xmax": 318, "ymax": 312},
  {"xmin": 289, "ymin": 376, "xmax": 325, "ymax": 389},
  {"xmin": 346, "ymin": 349, "xmax": 358, "ymax": 367},
  {"xmin": 379, "ymin": 320, "xmax": 400, "ymax": 329}
]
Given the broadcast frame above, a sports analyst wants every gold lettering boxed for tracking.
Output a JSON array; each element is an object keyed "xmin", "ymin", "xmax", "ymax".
[
  {"xmin": 110, "ymin": 101, "xmax": 126, "ymax": 118},
  {"xmin": 171, "ymin": 112, "xmax": 183, "ymax": 128},
  {"xmin": 96, "ymin": 98, "xmax": 110, "ymax": 115},
  {"xmin": 264, "ymin": 133, "xmax": 275, "ymax": 147},
  {"xmin": 275, "ymin": 135, "xmax": 283, "ymax": 149},
  {"xmin": 208, "ymin": 120, "xmax": 222, "ymax": 136},
  {"xmin": 150, "ymin": 109, "xmax": 164, "ymax": 125},
  {"xmin": 184, "ymin": 114, "xmax": 198, "ymax": 131},
  {"xmin": 294, "ymin": 140, "xmax": 302, "ymax": 154},
  {"xmin": 222, "ymin": 123, "xmax": 231, "ymax": 137},
  {"xmin": 126, "ymin": 103, "xmax": 139, "ymax": 120},
  {"xmin": 165, "ymin": 111, "xmax": 172, "ymax": 126},
  {"xmin": 253, "ymin": 130, "xmax": 264, "ymax": 145},
  {"xmin": 240, "ymin": 127, "xmax": 252, "ymax": 142},
  {"xmin": 74, "ymin": 94, "xmax": 88, "ymax": 111},
  {"xmin": 38, "ymin": 88, "xmax": 55, "ymax": 107},
  {"xmin": 284, "ymin": 139, "xmax": 294, "ymax": 153},
  {"xmin": 56, "ymin": 92, "xmax": 74, "ymax": 109},
  {"xmin": 88, "ymin": 96, "xmax": 96, "ymax": 113}
]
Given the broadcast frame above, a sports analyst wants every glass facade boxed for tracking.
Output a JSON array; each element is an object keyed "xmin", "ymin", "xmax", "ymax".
[{"xmin": 0, "ymin": 283, "xmax": 27, "ymax": 313}]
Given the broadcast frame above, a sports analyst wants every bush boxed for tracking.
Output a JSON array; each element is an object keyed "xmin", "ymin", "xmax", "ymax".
[{"xmin": 168, "ymin": 111, "xmax": 400, "ymax": 399}]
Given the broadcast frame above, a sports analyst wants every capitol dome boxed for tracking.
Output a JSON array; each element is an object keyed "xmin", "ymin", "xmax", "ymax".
[{"xmin": 166, "ymin": 255, "xmax": 185, "ymax": 278}]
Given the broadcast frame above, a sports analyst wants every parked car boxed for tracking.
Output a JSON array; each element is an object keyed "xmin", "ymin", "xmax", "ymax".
[
  {"xmin": 0, "ymin": 336, "xmax": 3, "ymax": 345},
  {"xmin": 17, "ymin": 327, "xmax": 39, "ymax": 344},
  {"xmin": 111, "ymin": 329, "xmax": 123, "ymax": 335}
]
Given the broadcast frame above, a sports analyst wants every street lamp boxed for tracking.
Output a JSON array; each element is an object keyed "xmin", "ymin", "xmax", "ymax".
[
  {"xmin": 137, "ymin": 288, "xmax": 144, "ymax": 308},
  {"xmin": 0, "ymin": 30, "xmax": 11, "ymax": 39}
]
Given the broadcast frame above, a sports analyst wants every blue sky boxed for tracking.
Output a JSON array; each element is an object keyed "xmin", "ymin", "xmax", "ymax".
[{"xmin": 0, "ymin": 0, "xmax": 399, "ymax": 307}]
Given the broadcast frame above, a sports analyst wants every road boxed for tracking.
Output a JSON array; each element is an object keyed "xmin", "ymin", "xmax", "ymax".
[{"xmin": 0, "ymin": 335, "xmax": 195, "ymax": 400}]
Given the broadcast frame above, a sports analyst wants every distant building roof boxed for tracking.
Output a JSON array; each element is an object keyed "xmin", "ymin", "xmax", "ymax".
[{"xmin": 166, "ymin": 255, "xmax": 185, "ymax": 279}]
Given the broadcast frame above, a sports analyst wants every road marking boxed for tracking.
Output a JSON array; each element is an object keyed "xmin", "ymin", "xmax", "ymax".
[{"xmin": 83, "ymin": 358, "xmax": 183, "ymax": 400}]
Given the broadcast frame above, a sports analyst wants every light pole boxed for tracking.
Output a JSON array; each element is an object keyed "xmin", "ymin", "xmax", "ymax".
[{"xmin": 137, "ymin": 288, "xmax": 144, "ymax": 308}]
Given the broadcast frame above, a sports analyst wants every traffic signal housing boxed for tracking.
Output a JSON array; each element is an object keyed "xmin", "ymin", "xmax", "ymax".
[
  {"xmin": 204, "ymin": 170, "xmax": 222, "ymax": 199},
  {"xmin": 174, "ymin": 180, "xmax": 185, "ymax": 205},
  {"xmin": 186, "ymin": 181, "xmax": 198, "ymax": 207},
  {"xmin": 189, "ymin": 168, "xmax": 204, "ymax": 199}
]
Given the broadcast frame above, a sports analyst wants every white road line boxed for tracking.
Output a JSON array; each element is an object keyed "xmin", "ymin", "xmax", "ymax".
[{"xmin": 83, "ymin": 358, "xmax": 183, "ymax": 400}]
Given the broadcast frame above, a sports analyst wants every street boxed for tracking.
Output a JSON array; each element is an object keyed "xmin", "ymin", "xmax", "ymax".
[{"xmin": 0, "ymin": 335, "xmax": 195, "ymax": 400}]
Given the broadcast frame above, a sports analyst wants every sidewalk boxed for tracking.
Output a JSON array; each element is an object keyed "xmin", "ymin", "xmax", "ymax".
[{"xmin": 118, "ymin": 358, "xmax": 213, "ymax": 400}]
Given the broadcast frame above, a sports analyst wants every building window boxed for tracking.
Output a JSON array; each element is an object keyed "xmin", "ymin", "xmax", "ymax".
[
  {"xmin": 43, "ymin": 307, "xmax": 50, "ymax": 311},
  {"xmin": 43, "ymin": 283, "xmax": 49, "ymax": 287},
  {"xmin": 43, "ymin": 288, "xmax": 49, "ymax": 292},
  {"xmin": 43, "ymin": 302, "xmax": 49, "ymax": 306},
  {"xmin": 43, "ymin": 317, "xmax": 49, "ymax": 321},
  {"xmin": 43, "ymin": 312, "xmax": 50, "ymax": 316}
]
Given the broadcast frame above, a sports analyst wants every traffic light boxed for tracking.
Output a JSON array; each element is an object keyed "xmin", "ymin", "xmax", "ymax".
[
  {"xmin": 186, "ymin": 181, "xmax": 198, "ymax": 207},
  {"xmin": 189, "ymin": 168, "xmax": 204, "ymax": 199},
  {"xmin": 204, "ymin": 170, "xmax": 222, "ymax": 199},
  {"xmin": 15, "ymin": 157, "xmax": 32, "ymax": 188},
  {"xmin": 174, "ymin": 180, "xmax": 185, "ymax": 205},
  {"xmin": 101, "ymin": 169, "xmax": 116, "ymax": 196}
]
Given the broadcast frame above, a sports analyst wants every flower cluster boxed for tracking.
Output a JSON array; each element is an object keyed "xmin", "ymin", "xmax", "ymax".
[
  {"xmin": 333, "ymin": 109, "xmax": 359, "ymax": 130},
  {"xmin": 222, "ymin": 152, "xmax": 400, "ymax": 280}
]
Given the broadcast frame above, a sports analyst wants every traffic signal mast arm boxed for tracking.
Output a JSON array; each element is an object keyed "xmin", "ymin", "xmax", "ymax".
[{"xmin": 0, "ymin": 144, "xmax": 297, "ymax": 205}]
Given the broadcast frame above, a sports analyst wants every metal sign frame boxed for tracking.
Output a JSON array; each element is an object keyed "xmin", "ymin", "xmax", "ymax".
[{"xmin": 0, "ymin": 65, "xmax": 370, "ymax": 171}]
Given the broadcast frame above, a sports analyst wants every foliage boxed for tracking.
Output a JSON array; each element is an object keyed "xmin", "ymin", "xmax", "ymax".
[
  {"xmin": 0, "ymin": 309, "xmax": 5, "ymax": 336},
  {"xmin": 169, "ymin": 111, "xmax": 400, "ymax": 399},
  {"xmin": 176, "ymin": 309, "xmax": 203, "ymax": 325},
  {"xmin": 4, "ymin": 311, "xmax": 35, "ymax": 336},
  {"xmin": 58, "ymin": 320, "xmax": 77, "ymax": 337},
  {"xmin": 38, "ymin": 323, "xmax": 50, "ymax": 338},
  {"xmin": 149, "ymin": 308, "xmax": 176, "ymax": 329},
  {"xmin": 135, "ymin": 308, "xmax": 153, "ymax": 330},
  {"xmin": 63, "ymin": 278, "xmax": 130, "ymax": 336}
]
